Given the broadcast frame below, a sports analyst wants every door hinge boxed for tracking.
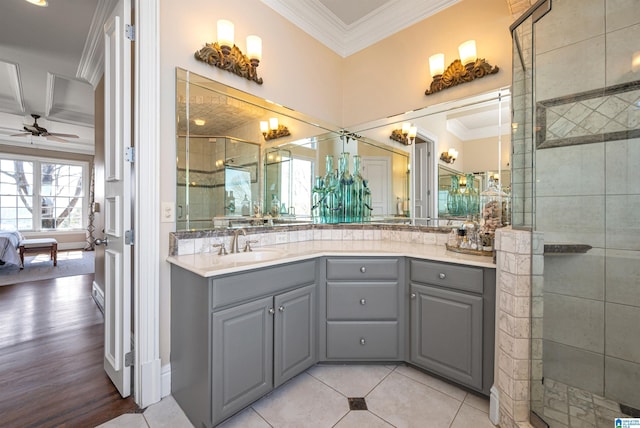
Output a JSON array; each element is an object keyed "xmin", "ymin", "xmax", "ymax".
[
  {"xmin": 125, "ymin": 24, "xmax": 135, "ymax": 41},
  {"xmin": 125, "ymin": 230, "xmax": 134, "ymax": 245},
  {"xmin": 125, "ymin": 350, "xmax": 134, "ymax": 367},
  {"xmin": 125, "ymin": 147, "xmax": 135, "ymax": 163}
]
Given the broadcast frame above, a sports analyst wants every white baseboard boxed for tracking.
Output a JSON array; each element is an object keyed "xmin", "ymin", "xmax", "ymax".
[
  {"xmin": 92, "ymin": 281, "xmax": 104, "ymax": 313},
  {"xmin": 489, "ymin": 385, "xmax": 500, "ymax": 425},
  {"xmin": 162, "ymin": 363, "xmax": 171, "ymax": 398}
]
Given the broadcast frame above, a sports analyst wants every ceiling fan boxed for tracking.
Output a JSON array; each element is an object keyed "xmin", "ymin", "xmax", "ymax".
[{"xmin": 10, "ymin": 114, "xmax": 79, "ymax": 143}]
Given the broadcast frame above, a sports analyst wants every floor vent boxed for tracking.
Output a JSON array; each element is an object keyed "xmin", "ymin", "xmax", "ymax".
[{"xmin": 347, "ymin": 397, "xmax": 368, "ymax": 411}]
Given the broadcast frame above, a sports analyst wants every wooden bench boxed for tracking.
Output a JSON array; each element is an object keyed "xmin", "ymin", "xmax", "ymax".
[{"xmin": 19, "ymin": 238, "xmax": 58, "ymax": 269}]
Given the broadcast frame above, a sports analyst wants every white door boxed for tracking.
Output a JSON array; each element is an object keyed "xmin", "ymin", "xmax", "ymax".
[
  {"xmin": 103, "ymin": 0, "xmax": 132, "ymax": 398},
  {"xmin": 361, "ymin": 157, "xmax": 390, "ymax": 216}
]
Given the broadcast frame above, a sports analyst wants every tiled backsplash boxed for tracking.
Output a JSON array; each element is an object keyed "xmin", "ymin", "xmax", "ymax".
[{"xmin": 169, "ymin": 224, "xmax": 452, "ymax": 256}]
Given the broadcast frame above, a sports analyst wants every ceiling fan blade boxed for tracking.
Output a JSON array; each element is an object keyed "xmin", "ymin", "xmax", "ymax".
[
  {"xmin": 46, "ymin": 135, "xmax": 71, "ymax": 143},
  {"xmin": 47, "ymin": 132, "xmax": 79, "ymax": 138},
  {"xmin": 10, "ymin": 132, "xmax": 30, "ymax": 137}
]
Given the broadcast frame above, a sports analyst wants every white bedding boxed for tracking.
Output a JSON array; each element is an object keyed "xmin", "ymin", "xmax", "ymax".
[{"xmin": 0, "ymin": 229, "xmax": 23, "ymax": 267}]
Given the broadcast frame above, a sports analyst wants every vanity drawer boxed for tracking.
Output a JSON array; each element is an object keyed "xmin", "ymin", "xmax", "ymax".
[
  {"xmin": 326, "ymin": 282, "xmax": 398, "ymax": 320},
  {"xmin": 326, "ymin": 258, "xmax": 398, "ymax": 280},
  {"xmin": 410, "ymin": 259, "xmax": 483, "ymax": 294},
  {"xmin": 326, "ymin": 321, "xmax": 399, "ymax": 360},
  {"xmin": 210, "ymin": 260, "xmax": 316, "ymax": 310}
]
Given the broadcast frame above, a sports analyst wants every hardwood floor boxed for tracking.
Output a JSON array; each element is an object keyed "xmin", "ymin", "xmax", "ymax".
[{"xmin": 0, "ymin": 274, "xmax": 139, "ymax": 427}]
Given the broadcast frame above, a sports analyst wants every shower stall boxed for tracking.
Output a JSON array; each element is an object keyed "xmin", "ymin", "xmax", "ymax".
[{"xmin": 511, "ymin": 0, "xmax": 640, "ymax": 426}]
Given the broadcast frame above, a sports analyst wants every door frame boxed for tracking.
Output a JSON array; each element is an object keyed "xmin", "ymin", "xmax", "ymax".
[{"xmin": 131, "ymin": 0, "xmax": 161, "ymax": 407}]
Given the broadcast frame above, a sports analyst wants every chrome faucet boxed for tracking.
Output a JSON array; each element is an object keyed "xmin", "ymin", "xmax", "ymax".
[{"xmin": 230, "ymin": 228, "xmax": 246, "ymax": 253}]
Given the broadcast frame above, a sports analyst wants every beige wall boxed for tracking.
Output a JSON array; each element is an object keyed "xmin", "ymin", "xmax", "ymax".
[
  {"xmin": 463, "ymin": 133, "xmax": 511, "ymax": 173},
  {"xmin": 159, "ymin": 0, "xmax": 515, "ymax": 365},
  {"xmin": 342, "ymin": 0, "xmax": 513, "ymax": 127}
]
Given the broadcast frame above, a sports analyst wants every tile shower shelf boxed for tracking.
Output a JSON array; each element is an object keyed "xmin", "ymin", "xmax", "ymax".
[{"xmin": 544, "ymin": 243, "xmax": 592, "ymax": 254}]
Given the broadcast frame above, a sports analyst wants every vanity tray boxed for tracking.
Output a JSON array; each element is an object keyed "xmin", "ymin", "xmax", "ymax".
[{"xmin": 445, "ymin": 243, "xmax": 493, "ymax": 257}]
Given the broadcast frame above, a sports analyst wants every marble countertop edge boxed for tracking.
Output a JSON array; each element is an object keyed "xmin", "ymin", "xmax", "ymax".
[{"xmin": 167, "ymin": 240, "xmax": 495, "ymax": 277}]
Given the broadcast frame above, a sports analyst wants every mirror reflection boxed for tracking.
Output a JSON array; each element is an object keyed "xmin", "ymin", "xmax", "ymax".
[{"xmin": 176, "ymin": 67, "xmax": 511, "ymax": 231}]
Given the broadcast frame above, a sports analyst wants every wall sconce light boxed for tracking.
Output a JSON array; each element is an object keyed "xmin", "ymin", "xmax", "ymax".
[
  {"xmin": 193, "ymin": 119, "xmax": 206, "ymax": 126},
  {"xmin": 389, "ymin": 122, "xmax": 417, "ymax": 145},
  {"xmin": 425, "ymin": 40, "xmax": 499, "ymax": 95},
  {"xmin": 260, "ymin": 118, "xmax": 290, "ymax": 141},
  {"xmin": 440, "ymin": 148, "xmax": 458, "ymax": 164},
  {"xmin": 194, "ymin": 19, "xmax": 263, "ymax": 84}
]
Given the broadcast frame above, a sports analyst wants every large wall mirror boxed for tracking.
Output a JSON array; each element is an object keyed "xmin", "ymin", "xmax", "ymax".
[{"xmin": 176, "ymin": 67, "xmax": 510, "ymax": 231}]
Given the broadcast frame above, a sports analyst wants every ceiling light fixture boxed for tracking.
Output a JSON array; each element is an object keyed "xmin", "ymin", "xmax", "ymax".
[
  {"xmin": 260, "ymin": 118, "xmax": 290, "ymax": 141},
  {"xmin": 425, "ymin": 40, "xmax": 499, "ymax": 95},
  {"xmin": 194, "ymin": 19, "xmax": 263, "ymax": 84},
  {"xmin": 193, "ymin": 119, "xmax": 206, "ymax": 126},
  {"xmin": 389, "ymin": 122, "xmax": 417, "ymax": 145},
  {"xmin": 25, "ymin": 0, "xmax": 48, "ymax": 6}
]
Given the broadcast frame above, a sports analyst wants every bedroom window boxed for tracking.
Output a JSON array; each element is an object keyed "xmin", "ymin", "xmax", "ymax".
[{"xmin": 0, "ymin": 155, "xmax": 87, "ymax": 232}]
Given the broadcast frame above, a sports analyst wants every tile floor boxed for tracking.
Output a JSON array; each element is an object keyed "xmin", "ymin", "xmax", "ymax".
[
  {"xmin": 97, "ymin": 364, "xmax": 496, "ymax": 428},
  {"xmin": 534, "ymin": 377, "xmax": 632, "ymax": 428}
]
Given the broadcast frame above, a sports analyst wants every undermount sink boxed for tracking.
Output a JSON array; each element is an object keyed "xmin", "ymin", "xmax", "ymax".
[{"xmin": 217, "ymin": 248, "xmax": 286, "ymax": 264}]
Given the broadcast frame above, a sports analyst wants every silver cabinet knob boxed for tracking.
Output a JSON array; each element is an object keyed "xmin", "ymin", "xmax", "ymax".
[
  {"xmin": 268, "ymin": 308, "xmax": 275, "ymax": 315},
  {"xmin": 360, "ymin": 298, "xmax": 366, "ymax": 305},
  {"xmin": 439, "ymin": 273, "xmax": 446, "ymax": 279},
  {"xmin": 278, "ymin": 306, "xmax": 284, "ymax": 312},
  {"xmin": 360, "ymin": 338, "xmax": 366, "ymax": 345},
  {"xmin": 360, "ymin": 266, "xmax": 366, "ymax": 273},
  {"xmin": 410, "ymin": 293, "xmax": 416, "ymax": 299}
]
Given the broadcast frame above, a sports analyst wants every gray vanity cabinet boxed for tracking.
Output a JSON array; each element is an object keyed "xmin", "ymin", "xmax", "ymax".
[
  {"xmin": 409, "ymin": 259, "xmax": 495, "ymax": 395},
  {"xmin": 171, "ymin": 259, "xmax": 317, "ymax": 428},
  {"xmin": 322, "ymin": 257, "xmax": 405, "ymax": 361}
]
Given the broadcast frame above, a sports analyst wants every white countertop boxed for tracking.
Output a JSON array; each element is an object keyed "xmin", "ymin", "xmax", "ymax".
[{"xmin": 167, "ymin": 240, "xmax": 495, "ymax": 278}]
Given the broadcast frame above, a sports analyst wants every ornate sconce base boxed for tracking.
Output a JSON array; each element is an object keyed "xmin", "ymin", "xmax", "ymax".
[
  {"xmin": 389, "ymin": 129, "xmax": 410, "ymax": 145},
  {"xmin": 195, "ymin": 42, "xmax": 263, "ymax": 85},
  {"xmin": 263, "ymin": 125, "xmax": 291, "ymax": 141},
  {"xmin": 440, "ymin": 152, "xmax": 456, "ymax": 164},
  {"xmin": 425, "ymin": 58, "xmax": 498, "ymax": 95}
]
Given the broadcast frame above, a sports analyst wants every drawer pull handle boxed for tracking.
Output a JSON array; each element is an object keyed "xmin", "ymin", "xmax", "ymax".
[
  {"xmin": 268, "ymin": 308, "xmax": 275, "ymax": 315},
  {"xmin": 278, "ymin": 306, "xmax": 284, "ymax": 312},
  {"xmin": 410, "ymin": 293, "xmax": 416, "ymax": 299},
  {"xmin": 360, "ymin": 338, "xmax": 366, "ymax": 345},
  {"xmin": 360, "ymin": 298, "xmax": 366, "ymax": 305},
  {"xmin": 360, "ymin": 266, "xmax": 366, "ymax": 273},
  {"xmin": 439, "ymin": 273, "xmax": 446, "ymax": 279}
]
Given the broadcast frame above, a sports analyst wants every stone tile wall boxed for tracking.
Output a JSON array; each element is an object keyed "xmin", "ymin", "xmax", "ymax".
[{"xmin": 494, "ymin": 227, "xmax": 541, "ymax": 428}]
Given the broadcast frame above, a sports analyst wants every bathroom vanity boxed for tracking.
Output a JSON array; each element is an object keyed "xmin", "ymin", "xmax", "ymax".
[{"xmin": 169, "ymin": 241, "xmax": 495, "ymax": 428}]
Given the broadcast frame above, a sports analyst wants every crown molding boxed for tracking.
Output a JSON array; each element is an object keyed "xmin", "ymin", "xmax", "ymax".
[
  {"xmin": 446, "ymin": 117, "xmax": 511, "ymax": 141},
  {"xmin": 76, "ymin": 0, "xmax": 119, "ymax": 87},
  {"xmin": 262, "ymin": 0, "xmax": 460, "ymax": 57}
]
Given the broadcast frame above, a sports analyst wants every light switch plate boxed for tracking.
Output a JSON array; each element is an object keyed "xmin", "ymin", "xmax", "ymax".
[{"xmin": 161, "ymin": 202, "xmax": 175, "ymax": 222}]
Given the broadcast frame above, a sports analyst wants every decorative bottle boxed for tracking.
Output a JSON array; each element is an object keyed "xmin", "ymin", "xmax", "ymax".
[
  {"xmin": 338, "ymin": 152, "xmax": 353, "ymax": 222},
  {"xmin": 241, "ymin": 195, "xmax": 250, "ymax": 216},
  {"xmin": 479, "ymin": 177, "xmax": 505, "ymax": 234},
  {"xmin": 323, "ymin": 155, "xmax": 338, "ymax": 223},
  {"xmin": 352, "ymin": 155, "xmax": 364, "ymax": 222},
  {"xmin": 270, "ymin": 193, "xmax": 280, "ymax": 217},
  {"xmin": 447, "ymin": 175, "xmax": 461, "ymax": 216},
  {"xmin": 312, "ymin": 176, "xmax": 324, "ymax": 223},
  {"xmin": 465, "ymin": 173, "xmax": 479, "ymax": 216}
]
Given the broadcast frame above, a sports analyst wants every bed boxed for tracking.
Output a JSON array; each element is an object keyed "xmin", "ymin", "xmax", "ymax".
[{"xmin": 0, "ymin": 228, "xmax": 24, "ymax": 267}]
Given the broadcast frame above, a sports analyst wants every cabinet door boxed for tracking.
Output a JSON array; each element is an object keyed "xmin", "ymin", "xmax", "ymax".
[
  {"xmin": 410, "ymin": 283, "xmax": 483, "ymax": 390},
  {"xmin": 274, "ymin": 284, "xmax": 317, "ymax": 387},
  {"xmin": 212, "ymin": 296, "xmax": 274, "ymax": 423}
]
